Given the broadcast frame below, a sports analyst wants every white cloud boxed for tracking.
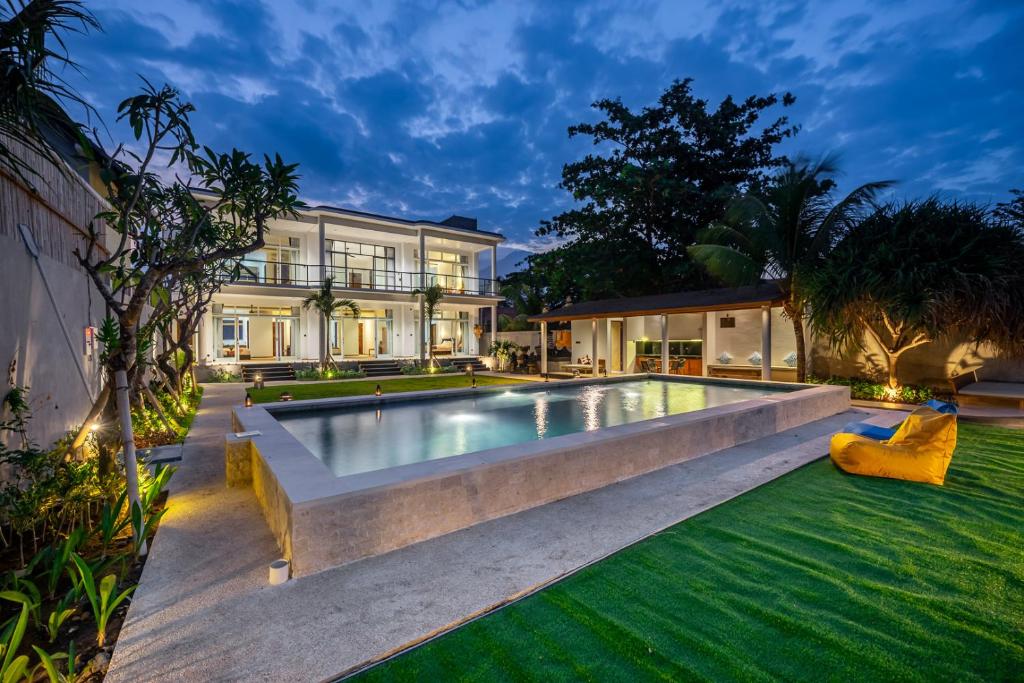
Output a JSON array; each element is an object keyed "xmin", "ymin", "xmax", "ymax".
[
  {"xmin": 92, "ymin": 0, "xmax": 224, "ymax": 48},
  {"xmin": 142, "ymin": 60, "xmax": 276, "ymax": 104}
]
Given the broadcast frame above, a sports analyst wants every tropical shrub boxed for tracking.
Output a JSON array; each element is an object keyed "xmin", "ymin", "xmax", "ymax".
[
  {"xmin": 206, "ymin": 367, "xmax": 241, "ymax": 383},
  {"xmin": 807, "ymin": 199, "xmax": 1024, "ymax": 388},
  {"xmin": 488, "ymin": 340, "xmax": 519, "ymax": 372},
  {"xmin": 808, "ymin": 376, "xmax": 934, "ymax": 404},
  {"xmin": 295, "ymin": 368, "xmax": 365, "ymax": 381},
  {"xmin": 70, "ymin": 555, "xmax": 136, "ymax": 648}
]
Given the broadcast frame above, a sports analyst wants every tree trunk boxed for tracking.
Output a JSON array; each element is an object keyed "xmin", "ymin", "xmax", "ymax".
[
  {"xmin": 114, "ymin": 369, "xmax": 146, "ymax": 555},
  {"xmin": 887, "ymin": 353, "xmax": 900, "ymax": 390},
  {"xmin": 792, "ymin": 315, "xmax": 807, "ymax": 383},
  {"xmin": 142, "ymin": 384, "xmax": 178, "ymax": 433},
  {"xmin": 65, "ymin": 382, "xmax": 112, "ymax": 458},
  {"xmin": 783, "ymin": 299, "xmax": 808, "ymax": 383}
]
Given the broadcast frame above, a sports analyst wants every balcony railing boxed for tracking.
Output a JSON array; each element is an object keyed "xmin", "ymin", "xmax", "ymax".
[{"xmin": 222, "ymin": 260, "xmax": 497, "ymax": 296}]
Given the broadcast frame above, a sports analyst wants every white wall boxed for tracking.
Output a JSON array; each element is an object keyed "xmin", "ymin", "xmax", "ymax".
[
  {"xmin": 570, "ymin": 319, "xmax": 608, "ymax": 364},
  {"xmin": 706, "ymin": 308, "xmax": 795, "ymax": 366},
  {"xmin": 0, "ymin": 232, "xmax": 105, "ymax": 447}
]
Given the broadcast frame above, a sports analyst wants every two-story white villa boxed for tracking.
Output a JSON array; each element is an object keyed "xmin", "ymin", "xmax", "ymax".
[{"xmin": 195, "ymin": 194, "xmax": 504, "ymax": 375}]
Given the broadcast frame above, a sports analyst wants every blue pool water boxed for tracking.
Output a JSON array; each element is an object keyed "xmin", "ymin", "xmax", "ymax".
[{"xmin": 274, "ymin": 379, "xmax": 791, "ymax": 478}]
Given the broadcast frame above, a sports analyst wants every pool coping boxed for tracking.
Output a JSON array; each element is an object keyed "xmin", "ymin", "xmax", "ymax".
[{"xmin": 228, "ymin": 374, "xmax": 849, "ymax": 575}]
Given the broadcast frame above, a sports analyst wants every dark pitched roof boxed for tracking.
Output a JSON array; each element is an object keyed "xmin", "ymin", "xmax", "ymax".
[
  {"xmin": 528, "ymin": 281, "xmax": 787, "ymax": 321},
  {"xmin": 440, "ymin": 215, "xmax": 478, "ymax": 231}
]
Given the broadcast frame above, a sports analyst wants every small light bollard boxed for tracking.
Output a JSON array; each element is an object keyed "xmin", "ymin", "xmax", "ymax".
[{"xmin": 269, "ymin": 559, "xmax": 290, "ymax": 585}]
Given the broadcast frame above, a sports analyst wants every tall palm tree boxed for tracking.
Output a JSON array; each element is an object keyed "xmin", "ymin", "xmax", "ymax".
[
  {"xmin": 688, "ymin": 155, "xmax": 892, "ymax": 382},
  {"xmin": 1, "ymin": 0, "xmax": 99, "ymax": 187},
  {"xmin": 411, "ymin": 283, "xmax": 444, "ymax": 368},
  {"xmin": 302, "ymin": 277, "xmax": 359, "ymax": 370}
]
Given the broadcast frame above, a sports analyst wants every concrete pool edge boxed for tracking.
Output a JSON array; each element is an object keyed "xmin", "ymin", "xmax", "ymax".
[{"xmin": 228, "ymin": 375, "xmax": 850, "ymax": 577}]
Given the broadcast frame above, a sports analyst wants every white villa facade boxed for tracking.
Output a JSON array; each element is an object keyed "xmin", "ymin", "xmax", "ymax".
[{"xmin": 197, "ymin": 200, "xmax": 504, "ymax": 368}]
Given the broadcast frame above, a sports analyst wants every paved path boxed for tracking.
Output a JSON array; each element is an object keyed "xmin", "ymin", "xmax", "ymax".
[{"xmin": 107, "ymin": 385, "xmax": 896, "ymax": 682}]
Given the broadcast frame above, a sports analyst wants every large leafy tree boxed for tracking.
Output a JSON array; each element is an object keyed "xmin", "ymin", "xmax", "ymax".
[
  {"xmin": 688, "ymin": 156, "xmax": 891, "ymax": 382},
  {"xmin": 531, "ymin": 78, "xmax": 798, "ymax": 301},
  {"xmin": 807, "ymin": 199, "xmax": 1024, "ymax": 389}
]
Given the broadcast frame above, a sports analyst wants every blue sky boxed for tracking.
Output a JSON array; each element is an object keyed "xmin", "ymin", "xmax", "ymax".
[{"xmin": 63, "ymin": 1, "xmax": 1022, "ymax": 253}]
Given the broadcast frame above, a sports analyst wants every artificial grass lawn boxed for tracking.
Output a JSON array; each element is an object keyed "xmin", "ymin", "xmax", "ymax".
[
  {"xmin": 248, "ymin": 374, "xmax": 528, "ymax": 403},
  {"xmin": 357, "ymin": 423, "xmax": 1024, "ymax": 681}
]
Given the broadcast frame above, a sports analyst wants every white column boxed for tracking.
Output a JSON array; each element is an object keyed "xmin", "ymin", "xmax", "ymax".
[
  {"xmin": 490, "ymin": 245, "xmax": 498, "ymax": 295},
  {"xmin": 540, "ymin": 321, "xmax": 548, "ymax": 376},
  {"xmin": 703, "ymin": 311, "xmax": 714, "ymax": 377},
  {"xmin": 418, "ymin": 230, "xmax": 426, "ymax": 363},
  {"xmin": 318, "ymin": 216, "xmax": 326, "ymax": 283},
  {"xmin": 761, "ymin": 305, "xmax": 772, "ymax": 381},
  {"xmin": 660, "ymin": 314, "xmax": 669, "ymax": 374},
  {"xmin": 591, "ymin": 318, "xmax": 599, "ymax": 377},
  {"xmin": 318, "ymin": 216, "xmax": 327, "ymax": 365},
  {"xmin": 490, "ymin": 304, "xmax": 497, "ymax": 354}
]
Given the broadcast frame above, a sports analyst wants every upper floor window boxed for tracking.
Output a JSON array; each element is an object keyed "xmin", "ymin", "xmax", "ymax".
[
  {"xmin": 326, "ymin": 240, "xmax": 397, "ymax": 290},
  {"xmin": 239, "ymin": 236, "xmax": 301, "ymax": 284}
]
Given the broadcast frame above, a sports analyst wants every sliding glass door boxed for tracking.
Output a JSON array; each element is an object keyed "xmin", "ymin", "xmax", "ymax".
[{"xmin": 213, "ymin": 305, "xmax": 299, "ymax": 361}]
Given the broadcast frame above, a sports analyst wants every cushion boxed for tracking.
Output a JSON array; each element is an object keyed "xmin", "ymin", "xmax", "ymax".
[{"xmin": 830, "ymin": 407, "xmax": 957, "ymax": 485}]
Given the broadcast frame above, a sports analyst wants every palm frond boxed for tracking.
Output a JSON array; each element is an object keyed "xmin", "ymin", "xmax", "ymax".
[
  {"xmin": 687, "ymin": 244, "xmax": 761, "ymax": 286},
  {"xmin": 811, "ymin": 179, "xmax": 896, "ymax": 255}
]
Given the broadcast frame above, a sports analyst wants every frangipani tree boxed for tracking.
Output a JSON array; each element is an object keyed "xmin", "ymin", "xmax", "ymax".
[
  {"xmin": 688, "ymin": 155, "xmax": 892, "ymax": 382},
  {"xmin": 302, "ymin": 277, "xmax": 360, "ymax": 369},
  {"xmin": 75, "ymin": 82, "xmax": 301, "ymax": 541},
  {"xmin": 807, "ymin": 199, "xmax": 1024, "ymax": 390}
]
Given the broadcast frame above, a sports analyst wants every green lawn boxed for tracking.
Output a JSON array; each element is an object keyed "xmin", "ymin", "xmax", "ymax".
[
  {"xmin": 248, "ymin": 374, "xmax": 528, "ymax": 403},
  {"xmin": 356, "ymin": 423, "xmax": 1024, "ymax": 681}
]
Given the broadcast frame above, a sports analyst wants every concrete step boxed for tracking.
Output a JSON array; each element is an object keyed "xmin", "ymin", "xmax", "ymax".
[{"xmin": 241, "ymin": 365, "xmax": 295, "ymax": 381}]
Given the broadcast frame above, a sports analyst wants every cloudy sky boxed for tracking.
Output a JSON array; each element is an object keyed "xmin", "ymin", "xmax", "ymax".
[{"xmin": 62, "ymin": 1, "xmax": 1022, "ymax": 253}]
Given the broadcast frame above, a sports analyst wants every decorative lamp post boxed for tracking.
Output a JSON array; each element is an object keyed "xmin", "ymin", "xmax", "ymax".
[{"xmin": 375, "ymin": 384, "xmax": 383, "ymax": 397}]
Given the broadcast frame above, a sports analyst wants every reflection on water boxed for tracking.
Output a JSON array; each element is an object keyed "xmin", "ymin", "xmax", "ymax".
[{"xmin": 278, "ymin": 380, "xmax": 789, "ymax": 478}]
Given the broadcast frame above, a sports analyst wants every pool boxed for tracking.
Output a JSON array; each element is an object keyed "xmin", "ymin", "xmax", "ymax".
[
  {"xmin": 275, "ymin": 380, "xmax": 792, "ymax": 477},
  {"xmin": 227, "ymin": 375, "xmax": 850, "ymax": 575}
]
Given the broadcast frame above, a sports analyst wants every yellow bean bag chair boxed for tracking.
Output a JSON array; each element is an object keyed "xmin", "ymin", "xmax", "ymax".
[{"xmin": 830, "ymin": 407, "xmax": 957, "ymax": 485}]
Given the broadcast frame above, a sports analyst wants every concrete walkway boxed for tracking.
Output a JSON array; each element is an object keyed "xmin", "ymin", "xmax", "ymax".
[{"xmin": 107, "ymin": 384, "xmax": 897, "ymax": 682}]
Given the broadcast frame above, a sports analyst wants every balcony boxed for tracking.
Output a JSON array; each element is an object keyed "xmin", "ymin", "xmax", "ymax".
[{"xmin": 221, "ymin": 260, "xmax": 497, "ymax": 296}]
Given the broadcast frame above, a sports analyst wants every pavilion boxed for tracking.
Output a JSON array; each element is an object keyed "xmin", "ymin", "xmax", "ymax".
[{"xmin": 528, "ymin": 282, "xmax": 801, "ymax": 381}]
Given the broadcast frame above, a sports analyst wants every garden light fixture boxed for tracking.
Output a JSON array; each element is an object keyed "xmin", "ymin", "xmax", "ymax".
[{"xmin": 375, "ymin": 384, "xmax": 383, "ymax": 396}]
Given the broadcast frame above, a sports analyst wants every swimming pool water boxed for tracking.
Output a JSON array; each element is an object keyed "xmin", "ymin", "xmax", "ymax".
[{"xmin": 274, "ymin": 379, "xmax": 790, "ymax": 478}]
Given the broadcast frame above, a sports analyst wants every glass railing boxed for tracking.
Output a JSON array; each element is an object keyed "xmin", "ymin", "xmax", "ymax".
[
  {"xmin": 221, "ymin": 261, "xmax": 496, "ymax": 296},
  {"xmin": 233, "ymin": 259, "xmax": 316, "ymax": 286}
]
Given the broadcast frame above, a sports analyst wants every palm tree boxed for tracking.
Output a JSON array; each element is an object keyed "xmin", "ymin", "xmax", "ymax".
[
  {"xmin": 302, "ymin": 277, "xmax": 359, "ymax": 370},
  {"xmin": 688, "ymin": 155, "xmax": 892, "ymax": 382},
  {"xmin": 411, "ymin": 283, "xmax": 444, "ymax": 368},
  {"xmin": 1, "ymin": 0, "xmax": 99, "ymax": 187}
]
